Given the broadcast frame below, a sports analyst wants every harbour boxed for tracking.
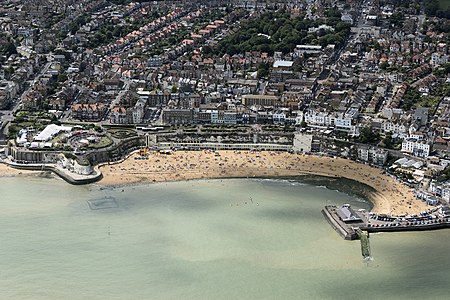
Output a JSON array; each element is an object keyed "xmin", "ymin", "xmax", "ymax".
[{"xmin": 323, "ymin": 204, "xmax": 450, "ymax": 240}]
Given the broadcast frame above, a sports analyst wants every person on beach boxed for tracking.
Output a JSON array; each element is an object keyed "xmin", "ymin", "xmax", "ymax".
[{"xmin": 95, "ymin": 150, "xmax": 429, "ymax": 215}]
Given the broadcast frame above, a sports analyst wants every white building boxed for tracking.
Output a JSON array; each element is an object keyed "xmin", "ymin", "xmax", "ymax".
[
  {"xmin": 132, "ymin": 98, "xmax": 146, "ymax": 124},
  {"xmin": 308, "ymin": 24, "xmax": 335, "ymax": 34},
  {"xmin": 295, "ymin": 45, "xmax": 322, "ymax": 55},
  {"xmin": 211, "ymin": 110, "xmax": 219, "ymax": 123},
  {"xmin": 429, "ymin": 181, "xmax": 450, "ymax": 203},
  {"xmin": 357, "ymin": 146, "xmax": 388, "ymax": 165},
  {"xmin": 304, "ymin": 110, "xmax": 334, "ymax": 128},
  {"xmin": 273, "ymin": 60, "xmax": 294, "ymax": 69},
  {"xmin": 401, "ymin": 138, "xmax": 431, "ymax": 158},
  {"xmin": 341, "ymin": 14, "xmax": 353, "ymax": 25},
  {"xmin": 34, "ymin": 124, "xmax": 72, "ymax": 142},
  {"xmin": 304, "ymin": 109, "xmax": 358, "ymax": 135},
  {"xmin": 430, "ymin": 52, "xmax": 448, "ymax": 66},
  {"xmin": 334, "ymin": 116, "xmax": 352, "ymax": 130},
  {"xmin": 210, "ymin": 110, "xmax": 237, "ymax": 124},
  {"xmin": 222, "ymin": 111, "xmax": 237, "ymax": 124},
  {"xmin": 381, "ymin": 121, "xmax": 408, "ymax": 137},
  {"xmin": 273, "ymin": 111, "xmax": 287, "ymax": 124}
]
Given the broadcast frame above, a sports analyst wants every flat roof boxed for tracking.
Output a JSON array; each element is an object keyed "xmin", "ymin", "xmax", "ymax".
[
  {"xmin": 296, "ymin": 44, "xmax": 322, "ymax": 50},
  {"xmin": 336, "ymin": 205, "xmax": 362, "ymax": 223},
  {"xmin": 34, "ymin": 124, "xmax": 72, "ymax": 142},
  {"xmin": 242, "ymin": 94, "xmax": 279, "ymax": 99},
  {"xmin": 273, "ymin": 60, "xmax": 294, "ymax": 68}
]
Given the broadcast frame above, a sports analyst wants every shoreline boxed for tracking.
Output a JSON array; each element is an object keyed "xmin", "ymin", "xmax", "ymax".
[
  {"xmin": 0, "ymin": 161, "xmax": 102, "ymax": 185},
  {"xmin": 0, "ymin": 150, "xmax": 430, "ymax": 215},
  {"xmin": 97, "ymin": 174, "xmax": 376, "ymax": 209},
  {"xmin": 98, "ymin": 150, "xmax": 430, "ymax": 215},
  {"xmin": 0, "ymin": 163, "xmax": 37, "ymax": 177}
]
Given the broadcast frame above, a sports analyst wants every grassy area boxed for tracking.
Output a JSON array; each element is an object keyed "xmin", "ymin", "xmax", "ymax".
[
  {"xmin": 87, "ymin": 136, "xmax": 113, "ymax": 149},
  {"xmin": 107, "ymin": 128, "xmax": 137, "ymax": 139},
  {"xmin": 8, "ymin": 121, "xmax": 48, "ymax": 139},
  {"xmin": 439, "ymin": 0, "xmax": 450, "ymax": 9}
]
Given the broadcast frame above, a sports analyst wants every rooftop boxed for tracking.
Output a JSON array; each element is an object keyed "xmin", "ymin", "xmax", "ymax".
[{"xmin": 34, "ymin": 124, "xmax": 72, "ymax": 142}]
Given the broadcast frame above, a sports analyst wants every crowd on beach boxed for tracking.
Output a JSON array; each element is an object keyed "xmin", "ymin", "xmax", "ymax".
[
  {"xmin": 0, "ymin": 149, "xmax": 431, "ymax": 215},
  {"xmin": 98, "ymin": 150, "xmax": 430, "ymax": 215}
]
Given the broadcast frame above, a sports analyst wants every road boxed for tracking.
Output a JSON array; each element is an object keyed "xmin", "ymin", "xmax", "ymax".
[
  {"xmin": 112, "ymin": 80, "xmax": 130, "ymax": 109},
  {"xmin": 1, "ymin": 58, "xmax": 53, "ymax": 137}
]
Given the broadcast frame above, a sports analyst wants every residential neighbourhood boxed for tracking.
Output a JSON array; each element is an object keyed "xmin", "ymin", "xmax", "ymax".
[{"xmin": 1, "ymin": 0, "xmax": 450, "ymax": 203}]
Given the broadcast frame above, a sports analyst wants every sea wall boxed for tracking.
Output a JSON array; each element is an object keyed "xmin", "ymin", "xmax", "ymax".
[
  {"xmin": 7, "ymin": 163, "xmax": 102, "ymax": 185},
  {"xmin": 322, "ymin": 206, "xmax": 358, "ymax": 240},
  {"xmin": 86, "ymin": 136, "xmax": 145, "ymax": 165}
]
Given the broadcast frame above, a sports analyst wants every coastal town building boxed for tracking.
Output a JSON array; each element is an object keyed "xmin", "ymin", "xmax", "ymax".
[
  {"xmin": 2, "ymin": 0, "xmax": 450, "ymax": 208},
  {"xmin": 0, "ymin": 81, "xmax": 17, "ymax": 109},
  {"xmin": 401, "ymin": 138, "xmax": 431, "ymax": 158},
  {"xmin": 357, "ymin": 146, "xmax": 388, "ymax": 165}
]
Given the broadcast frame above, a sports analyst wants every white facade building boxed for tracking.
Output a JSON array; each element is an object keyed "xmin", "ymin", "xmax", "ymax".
[
  {"xmin": 210, "ymin": 110, "xmax": 219, "ymax": 124},
  {"xmin": 0, "ymin": 80, "xmax": 18, "ymax": 109},
  {"xmin": 273, "ymin": 111, "xmax": 287, "ymax": 124},
  {"xmin": 304, "ymin": 109, "xmax": 358, "ymax": 135},
  {"xmin": 381, "ymin": 121, "xmax": 408, "ymax": 137},
  {"xmin": 429, "ymin": 181, "xmax": 450, "ymax": 203},
  {"xmin": 358, "ymin": 146, "xmax": 388, "ymax": 165},
  {"xmin": 304, "ymin": 110, "xmax": 334, "ymax": 127},
  {"xmin": 334, "ymin": 116, "xmax": 353, "ymax": 130},
  {"xmin": 132, "ymin": 98, "xmax": 146, "ymax": 124},
  {"xmin": 401, "ymin": 138, "xmax": 431, "ymax": 158}
]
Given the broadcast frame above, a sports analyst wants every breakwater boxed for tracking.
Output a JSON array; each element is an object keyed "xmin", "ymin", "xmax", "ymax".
[
  {"xmin": 362, "ymin": 220, "xmax": 450, "ymax": 233},
  {"xmin": 321, "ymin": 205, "xmax": 360, "ymax": 240},
  {"xmin": 323, "ymin": 204, "xmax": 450, "ymax": 240}
]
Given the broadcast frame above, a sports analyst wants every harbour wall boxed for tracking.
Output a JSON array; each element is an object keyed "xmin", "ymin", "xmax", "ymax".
[
  {"xmin": 362, "ymin": 222, "xmax": 450, "ymax": 233},
  {"xmin": 322, "ymin": 206, "xmax": 358, "ymax": 240},
  {"xmin": 323, "ymin": 205, "xmax": 450, "ymax": 239},
  {"xmin": 7, "ymin": 163, "xmax": 102, "ymax": 185}
]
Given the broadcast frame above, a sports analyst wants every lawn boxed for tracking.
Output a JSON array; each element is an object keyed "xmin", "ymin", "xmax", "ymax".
[
  {"xmin": 439, "ymin": 0, "xmax": 450, "ymax": 9},
  {"xmin": 87, "ymin": 136, "xmax": 113, "ymax": 149},
  {"xmin": 106, "ymin": 128, "xmax": 137, "ymax": 139}
]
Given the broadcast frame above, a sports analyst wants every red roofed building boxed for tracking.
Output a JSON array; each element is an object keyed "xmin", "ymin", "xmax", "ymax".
[{"xmin": 71, "ymin": 103, "xmax": 106, "ymax": 121}]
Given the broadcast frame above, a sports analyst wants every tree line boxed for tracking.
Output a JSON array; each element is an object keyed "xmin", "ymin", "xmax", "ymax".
[
  {"xmin": 425, "ymin": 0, "xmax": 450, "ymax": 19},
  {"xmin": 211, "ymin": 9, "xmax": 351, "ymax": 56}
]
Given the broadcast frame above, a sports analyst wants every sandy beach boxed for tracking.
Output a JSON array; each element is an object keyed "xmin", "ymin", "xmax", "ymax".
[
  {"xmin": 0, "ymin": 163, "xmax": 36, "ymax": 177},
  {"xmin": 98, "ymin": 150, "xmax": 430, "ymax": 215}
]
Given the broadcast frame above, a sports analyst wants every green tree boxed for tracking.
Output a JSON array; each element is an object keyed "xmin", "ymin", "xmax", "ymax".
[
  {"xmin": 380, "ymin": 61, "xmax": 389, "ymax": 70},
  {"xmin": 256, "ymin": 62, "xmax": 270, "ymax": 79},
  {"xmin": 58, "ymin": 73, "xmax": 68, "ymax": 82},
  {"xmin": 358, "ymin": 127, "xmax": 380, "ymax": 144},
  {"xmin": 380, "ymin": 131, "xmax": 394, "ymax": 149},
  {"xmin": 4, "ymin": 41, "xmax": 17, "ymax": 55},
  {"xmin": 401, "ymin": 87, "xmax": 421, "ymax": 110},
  {"xmin": 202, "ymin": 45, "xmax": 212, "ymax": 55}
]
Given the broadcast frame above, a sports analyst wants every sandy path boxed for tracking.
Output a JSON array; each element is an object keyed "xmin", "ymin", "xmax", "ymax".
[{"xmin": 98, "ymin": 150, "xmax": 429, "ymax": 215}]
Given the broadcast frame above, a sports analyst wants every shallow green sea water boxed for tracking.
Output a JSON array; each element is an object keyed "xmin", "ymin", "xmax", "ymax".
[{"xmin": 0, "ymin": 176, "xmax": 449, "ymax": 299}]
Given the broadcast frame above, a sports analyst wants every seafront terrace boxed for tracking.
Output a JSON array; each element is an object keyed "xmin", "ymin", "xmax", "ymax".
[{"xmin": 157, "ymin": 142, "xmax": 291, "ymax": 151}]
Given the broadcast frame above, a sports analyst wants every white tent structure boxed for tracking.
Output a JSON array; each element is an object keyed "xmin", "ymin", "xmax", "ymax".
[{"xmin": 34, "ymin": 124, "xmax": 72, "ymax": 142}]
